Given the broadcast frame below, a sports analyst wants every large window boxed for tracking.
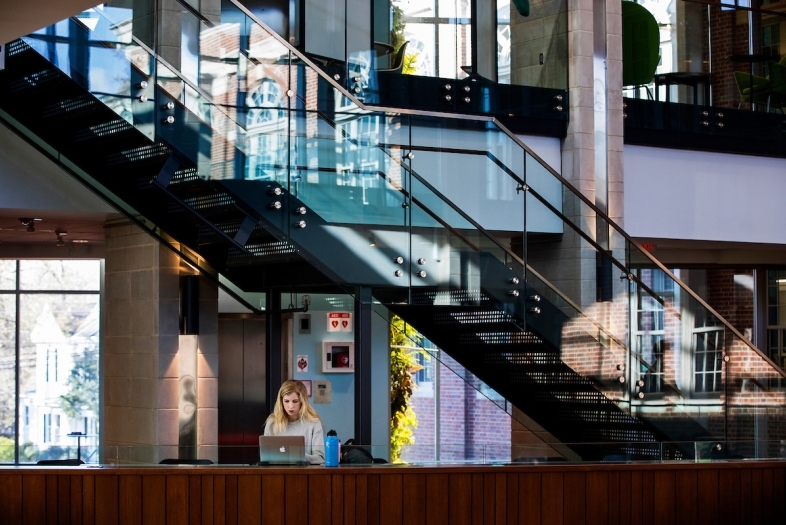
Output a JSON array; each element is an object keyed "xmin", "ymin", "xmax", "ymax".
[{"xmin": 0, "ymin": 260, "xmax": 100, "ymax": 464}]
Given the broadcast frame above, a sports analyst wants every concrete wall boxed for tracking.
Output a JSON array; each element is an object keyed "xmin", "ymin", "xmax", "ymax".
[{"xmin": 103, "ymin": 221, "xmax": 218, "ymax": 463}]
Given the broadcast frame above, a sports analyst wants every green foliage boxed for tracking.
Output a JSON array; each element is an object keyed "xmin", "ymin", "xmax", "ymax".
[
  {"xmin": 402, "ymin": 53, "xmax": 418, "ymax": 75},
  {"xmin": 60, "ymin": 349, "xmax": 99, "ymax": 419},
  {"xmin": 0, "ymin": 438, "xmax": 43, "ymax": 463},
  {"xmin": 391, "ymin": 5, "xmax": 406, "ymax": 51},
  {"xmin": 0, "ymin": 436, "xmax": 14, "ymax": 462},
  {"xmin": 390, "ymin": 315, "xmax": 424, "ymax": 462}
]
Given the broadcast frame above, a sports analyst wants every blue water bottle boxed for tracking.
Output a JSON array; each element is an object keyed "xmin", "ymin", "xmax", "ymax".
[{"xmin": 325, "ymin": 429, "xmax": 340, "ymax": 467}]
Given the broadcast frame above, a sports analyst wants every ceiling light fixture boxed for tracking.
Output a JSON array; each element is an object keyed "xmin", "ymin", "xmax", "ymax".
[
  {"xmin": 20, "ymin": 218, "xmax": 42, "ymax": 233},
  {"xmin": 72, "ymin": 239, "xmax": 89, "ymax": 244}
]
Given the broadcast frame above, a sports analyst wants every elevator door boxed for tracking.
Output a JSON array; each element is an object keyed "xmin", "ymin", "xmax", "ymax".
[{"xmin": 218, "ymin": 316, "xmax": 266, "ymax": 464}]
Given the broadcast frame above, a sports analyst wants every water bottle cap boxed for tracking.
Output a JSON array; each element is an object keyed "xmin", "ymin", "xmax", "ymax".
[{"xmin": 327, "ymin": 429, "xmax": 337, "ymax": 437}]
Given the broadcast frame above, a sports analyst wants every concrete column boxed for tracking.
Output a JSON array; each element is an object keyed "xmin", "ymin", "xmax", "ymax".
[{"xmin": 104, "ymin": 220, "xmax": 217, "ymax": 463}]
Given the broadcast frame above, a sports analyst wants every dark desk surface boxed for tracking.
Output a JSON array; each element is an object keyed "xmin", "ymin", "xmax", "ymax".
[
  {"xmin": 655, "ymin": 72, "xmax": 710, "ymax": 81},
  {"xmin": 726, "ymin": 54, "xmax": 776, "ymax": 63}
]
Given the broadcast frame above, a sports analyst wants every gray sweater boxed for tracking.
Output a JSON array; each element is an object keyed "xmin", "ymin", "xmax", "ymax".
[{"xmin": 264, "ymin": 417, "xmax": 325, "ymax": 465}]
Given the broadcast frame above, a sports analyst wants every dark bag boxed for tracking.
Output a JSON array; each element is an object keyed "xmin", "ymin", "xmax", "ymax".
[{"xmin": 339, "ymin": 439, "xmax": 374, "ymax": 464}]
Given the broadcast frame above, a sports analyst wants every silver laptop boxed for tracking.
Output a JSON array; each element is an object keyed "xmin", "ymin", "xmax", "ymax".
[{"xmin": 258, "ymin": 435, "xmax": 306, "ymax": 465}]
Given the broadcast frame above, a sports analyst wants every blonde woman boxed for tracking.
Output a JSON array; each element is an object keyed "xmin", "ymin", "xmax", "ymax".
[{"xmin": 264, "ymin": 380, "xmax": 325, "ymax": 464}]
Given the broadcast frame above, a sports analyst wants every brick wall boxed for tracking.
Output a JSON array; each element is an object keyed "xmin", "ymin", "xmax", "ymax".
[
  {"xmin": 402, "ymin": 353, "xmax": 512, "ymax": 463},
  {"xmin": 709, "ymin": 8, "xmax": 752, "ymax": 109}
]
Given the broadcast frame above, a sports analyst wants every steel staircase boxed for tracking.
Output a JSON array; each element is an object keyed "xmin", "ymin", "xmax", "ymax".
[{"xmin": 1, "ymin": 1, "xmax": 783, "ymax": 462}]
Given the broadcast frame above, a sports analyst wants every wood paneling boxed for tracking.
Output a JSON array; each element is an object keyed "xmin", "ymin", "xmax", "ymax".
[
  {"xmin": 401, "ymin": 472, "xmax": 425, "ymax": 525},
  {"xmin": 342, "ymin": 474, "xmax": 356, "ymax": 525},
  {"xmin": 70, "ymin": 473, "xmax": 83, "ymax": 525},
  {"xmin": 426, "ymin": 473, "xmax": 449, "ymax": 525},
  {"xmin": 119, "ymin": 475, "xmax": 142, "ymax": 525},
  {"xmin": 166, "ymin": 475, "xmax": 189, "ymax": 525},
  {"xmin": 563, "ymin": 471, "xmax": 586, "ymax": 525},
  {"xmin": 653, "ymin": 470, "xmax": 675, "ymax": 525},
  {"xmin": 189, "ymin": 474, "xmax": 202, "ymax": 525},
  {"xmin": 260, "ymin": 474, "xmax": 284, "ymax": 525},
  {"xmin": 541, "ymin": 471, "xmax": 563, "ymax": 525},
  {"xmin": 448, "ymin": 473, "xmax": 470, "ymax": 525},
  {"xmin": 83, "ymin": 474, "xmax": 95, "ymax": 525},
  {"xmin": 201, "ymin": 475, "xmax": 213, "ymax": 525},
  {"xmin": 642, "ymin": 470, "xmax": 654, "ymax": 525},
  {"xmin": 212, "ymin": 475, "xmax": 225, "ymax": 525},
  {"xmin": 1, "ymin": 462, "xmax": 785, "ymax": 525},
  {"xmin": 284, "ymin": 474, "xmax": 307, "ymax": 525},
  {"xmin": 586, "ymin": 471, "xmax": 608, "ymax": 525},
  {"xmin": 142, "ymin": 475, "xmax": 165, "ymax": 525},
  {"xmin": 94, "ymin": 474, "xmax": 118, "ymax": 525},
  {"xmin": 697, "ymin": 469, "xmax": 719, "ymax": 524},
  {"xmin": 225, "ymin": 475, "xmax": 237, "ymax": 525},
  {"xmin": 772, "ymin": 469, "xmax": 786, "ymax": 523},
  {"xmin": 379, "ymin": 473, "xmax": 403, "ymax": 525},
  {"xmin": 0, "ymin": 473, "xmax": 23, "ymax": 524},
  {"xmin": 519, "ymin": 472, "xmax": 541, "ymax": 525},
  {"xmin": 607, "ymin": 471, "xmax": 619, "ymax": 525},
  {"xmin": 719, "ymin": 468, "xmax": 740, "ymax": 525},
  {"xmin": 307, "ymin": 474, "xmax": 331, "ymax": 525},
  {"xmin": 674, "ymin": 469, "xmax": 697, "ymax": 525},
  {"xmin": 236, "ymin": 475, "xmax": 261, "ymax": 525},
  {"xmin": 23, "ymin": 474, "xmax": 45, "ymax": 524},
  {"xmin": 505, "ymin": 473, "xmax": 519, "ymax": 524},
  {"xmin": 617, "ymin": 470, "xmax": 631, "ymax": 525}
]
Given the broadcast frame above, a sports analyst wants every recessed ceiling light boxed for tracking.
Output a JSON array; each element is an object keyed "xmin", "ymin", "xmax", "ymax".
[{"xmin": 72, "ymin": 239, "xmax": 89, "ymax": 243}]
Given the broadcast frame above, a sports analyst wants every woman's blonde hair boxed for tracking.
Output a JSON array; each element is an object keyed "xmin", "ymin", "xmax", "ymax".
[{"xmin": 266, "ymin": 379, "xmax": 319, "ymax": 434}]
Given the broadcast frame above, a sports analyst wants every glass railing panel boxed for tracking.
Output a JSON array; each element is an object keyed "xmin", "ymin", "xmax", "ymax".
[
  {"xmin": 726, "ymin": 326, "xmax": 786, "ymax": 458},
  {"xmin": 532, "ymin": 253, "xmax": 630, "ymax": 406},
  {"xmin": 623, "ymin": 252, "xmax": 786, "ymax": 450},
  {"xmin": 627, "ymin": 273, "xmax": 725, "ymax": 446},
  {"xmin": 4, "ymin": 441, "xmax": 786, "ymax": 465},
  {"xmin": 24, "ymin": 18, "xmax": 151, "ymax": 131},
  {"xmin": 379, "ymin": 306, "xmax": 564, "ymax": 465},
  {"xmin": 402, "ymin": 116, "xmax": 562, "ymax": 246}
]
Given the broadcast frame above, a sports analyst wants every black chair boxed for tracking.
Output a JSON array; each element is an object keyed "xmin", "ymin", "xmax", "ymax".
[
  {"xmin": 159, "ymin": 458, "xmax": 213, "ymax": 465},
  {"xmin": 36, "ymin": 459, "xmax": 84, "ymax": 466},
  {"xmin": 377, "ymin": 41, "xmax": 409, "ymax": 73}
]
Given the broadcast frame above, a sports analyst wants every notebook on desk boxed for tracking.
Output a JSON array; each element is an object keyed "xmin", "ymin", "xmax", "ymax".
[{"xmin": 258, "ymin": 435, "xmax": 307, "ymax": 465}]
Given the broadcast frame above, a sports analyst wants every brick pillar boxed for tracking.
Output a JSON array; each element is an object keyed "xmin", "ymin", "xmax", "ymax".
[{"xmin": 104, "ymin": 220, "xmax": 217, "ymax": 463}]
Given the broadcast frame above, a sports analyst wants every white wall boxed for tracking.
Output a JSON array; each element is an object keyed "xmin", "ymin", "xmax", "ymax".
[
  {"xmin": 0, "ymin": 124, "xmax": 115, "ymax": 214},
  {"xmin": 624, "ymin": 145, "xmax": 786, "ymax": 244}
]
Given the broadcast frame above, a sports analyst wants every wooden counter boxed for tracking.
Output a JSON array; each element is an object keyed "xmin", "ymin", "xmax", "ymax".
[{"xmin": 0, "ymin": 461, "xmax": 784, "ymax": 525}]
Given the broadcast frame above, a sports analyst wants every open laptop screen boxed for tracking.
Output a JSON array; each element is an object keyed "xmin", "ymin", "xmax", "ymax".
[{"xmin": 258, "ymin": 435, "xmax": 306, "ymax": 465}]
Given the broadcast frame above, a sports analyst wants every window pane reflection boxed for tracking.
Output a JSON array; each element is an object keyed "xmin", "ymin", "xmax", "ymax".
[
  {"xmin": 0, "ymin": 261, "xmax": 15, "ymax": 290},
  {"xmin": 0, "ymin": 295, "xmax": 16, "ymax": 461},
  {"xmin": 19, "ymin": 260, "xmax": 100, "ymax": 291},
  {"xmin": 19, "ymin": 294, "xmax": 99, "ymax": 460}
]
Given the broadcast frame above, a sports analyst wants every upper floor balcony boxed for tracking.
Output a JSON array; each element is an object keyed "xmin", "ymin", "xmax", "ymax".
[{"xmin": 623, "ymin": 0, "xmax": 786, "ymax": 157}]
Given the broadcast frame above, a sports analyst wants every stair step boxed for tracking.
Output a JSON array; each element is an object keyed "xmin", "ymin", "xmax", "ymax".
[
  {"xmin": 226, "ymin": 241, "xmax": 299, "ymax": 265},
  {"xmin": 73, "ymin": 119, "xmax": 146, "ymax": 148}
]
